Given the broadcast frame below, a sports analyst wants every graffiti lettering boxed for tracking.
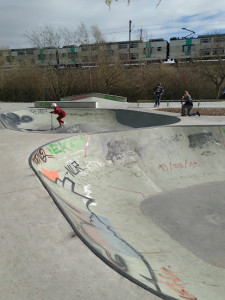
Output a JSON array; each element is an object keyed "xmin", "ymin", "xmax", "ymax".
[
  {"xmin": 30, "ymin": 109, "xmax": 48, "ymax": 114},
  {"xmin": 158, "ymin": 160, "xmax": 200, "ymax": 172},
  {"xmin": 32, "ymin": 148, "xmax": 55, "ymax": 165},
  {"xmin": 65, "ymin": 160, "xmax": 85, "ymax": 177},
  {"xmin": 47, "ymin": 136, "xmax": 86, "ymax": 155},
  {"xmin": 160, "ymin": 267, "xmax": 198, "ymax": 300}
]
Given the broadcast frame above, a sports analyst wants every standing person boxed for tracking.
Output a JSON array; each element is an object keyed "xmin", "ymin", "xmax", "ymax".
[
  {"xmin": 153, "ymin": 83, "xmax": 164, "ymax": 107},
  {"xmin": 50, "ymin": 103, "xmax": 66, "ymax": 127},
  {"xmin": 181, "ymin": 91, "xmax": 200, "ymax": 116}
]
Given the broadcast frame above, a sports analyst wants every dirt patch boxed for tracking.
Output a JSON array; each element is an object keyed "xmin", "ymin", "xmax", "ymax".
[{"xmin": 157, "ymin": 107, "xmax": 225, "ymax": 116}]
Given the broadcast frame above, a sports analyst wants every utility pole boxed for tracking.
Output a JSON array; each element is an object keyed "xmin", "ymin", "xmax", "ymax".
[
  {"xmin": 129, "ymin": 20, "xmax": 132, "ymax": 62},
  {"xmin": 140, "ymin": 29, "xmax": 143, "ymax": 41}
]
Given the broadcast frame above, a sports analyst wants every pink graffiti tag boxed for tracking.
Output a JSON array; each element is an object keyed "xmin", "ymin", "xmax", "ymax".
[
  {"xmin": 158, "ymin": 160, "xmax": 200, "ymax": 172},
  {"xmin": 160, "ymin": 267, "xmax": 198, "ymax": 300}
]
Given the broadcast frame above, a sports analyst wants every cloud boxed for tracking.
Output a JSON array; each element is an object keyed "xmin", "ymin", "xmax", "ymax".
[{"xmin": 0, "ymin": 0, "xmax": 224, "ymax": 48}]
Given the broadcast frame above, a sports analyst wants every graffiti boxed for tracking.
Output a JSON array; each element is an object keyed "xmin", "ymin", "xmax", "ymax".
[
  {"xmin": 201, "ymin": 151, "xmax": 215, "ymax": 156},
  {"xmin": 65, "ymin": 160, "xmax": 85, "ymax": 177},
  {"xmin": 159, "ymin": 134, "xmax": 184, "ymax": 144},
  {"xmin": 37, "ymin": 102, "xmax": 52, "ymax": 108},
  {"xmin": 158, "ymin": 160, "xmax": 200, "ymax": 172},
  {"xmin": 106, "ymin": 251, "xmax": 128, "ymax": 271},
  {"xmin": 1, "ymin": 112, "xmax": 33, "ymax": 127},
  {"xmin": 188, "ymin": 132, "xmax": 220, "ymax": 149},
  {"xmin": 30, "ymin": 109, "xmax": 48, "ymax": 114},
  {"xmin": 85, "ymin": 135, "xmax": 91, "ymax": 157},
  {"xmin": 32, "ymin": 148, "xmax": 55, "ymax": 165},
  {"xmin": 109, "ymin": 185, "xmax": 147, "ymax": 199},
  {"xmin": 106, "ymin": 139, "xmax": 141, "ymax": 165},
  {"xmin": 47, "ymin": 136, "xmax": 86, "ymax": 155},
  {"xmin": 160, "ymin": 267, "xmax": 198, "ymax": 300},
  {"xmin": 41, "ymin": 168, "xmax": 59, "ymax": 181},
  {"xmin": 218, "ymin": 126, "xmax": 225, "ymax": 148}
]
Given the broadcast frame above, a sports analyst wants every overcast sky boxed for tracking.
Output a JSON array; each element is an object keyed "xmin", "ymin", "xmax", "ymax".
[{"xmin": 1, "ymin": 0, "xmax": 225, "ymax": 49}]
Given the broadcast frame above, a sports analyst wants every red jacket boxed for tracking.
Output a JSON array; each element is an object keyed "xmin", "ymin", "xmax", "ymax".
[{"xmin": 52, "ymin": 106, "xmax": 66, "ymax": 117}]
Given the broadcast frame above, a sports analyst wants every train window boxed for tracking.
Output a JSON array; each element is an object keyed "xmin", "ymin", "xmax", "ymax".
[
  {"xmin": 213, "ymin": 48, "xmax": 224, "ymax": 55},
  {"xmin": 26, "ymin": 50, "xmax": 33, "ymax": 55},
  {"xmin": 118, "ymin": 44, "xmax": 128, "ymax": 49},
  {"xmin": 91, "ymin": 45, "xmax": 98, "ymax": 51},
  {"xmin": 214, "ymin": 37, "xmax": 225, "ymax": 43},
  {"xmin": 157, "ymin": 47, "xmax": 162, "ymax": 51},
  {"xmin": 200, "ymin": 49, "xmax": 211, "ymax": 56},
  {"xmin": 119, "ymin": 53, "xmax": 129, "ymax": 60},
  {"xmin": 38, "ymin": 54, "xmax": 46, "ymax": 60},
  {"xmin": 68, "ymin": 53, "xmax": 77, "ymax": 58},
  {"xmin": 200, "ymin": 38, "xmax": 212, "ymax": 43},
  {"xmin": 183, "ymin": 45, "xmax": 195, "ymax": 52},
  {"xmin": 81, "ymin": 46, "xmax": 90, "ymax": 52},
  {"xmin": 131, "ymin": 43, "xmax": 139, "ymax": 48},
  {"xmin": 131, "ymin": 53, "xmax": 139, "ymax": 59},
  {"xmin": 17, "ymin": 51, "xmax": 25, "ymax": 55}
]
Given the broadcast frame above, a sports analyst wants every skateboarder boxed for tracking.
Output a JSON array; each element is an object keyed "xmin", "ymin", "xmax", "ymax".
[
  {"xmin": 50, "ymin": 103, "xmax": 66, "ymax": 127},
  {"xmin": 153, "ymin": 83, "xmax": 164, "ymax": 107},
  {"xmin": 181, "ymin": 91, "xmax": 200, "ymax": 116}
]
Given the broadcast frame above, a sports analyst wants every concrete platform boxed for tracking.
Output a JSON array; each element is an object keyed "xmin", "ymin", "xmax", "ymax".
[{"xmin": 1, "ymin": 100, "xmax": 225, "ymax": 300}]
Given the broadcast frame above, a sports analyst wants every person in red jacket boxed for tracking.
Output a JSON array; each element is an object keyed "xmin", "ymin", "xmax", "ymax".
[{"xmin": 50, "ymin": 103, "xmax": 66, "ymax": 127}]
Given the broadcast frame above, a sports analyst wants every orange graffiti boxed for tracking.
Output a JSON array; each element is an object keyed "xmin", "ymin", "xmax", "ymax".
[
  {"xmin": 41, "ymin": 168, "xmax": 59, "ymax": 181},
  {"xmin": 160, "ymin": 267, "xmax": 198, "ymax": 300}
]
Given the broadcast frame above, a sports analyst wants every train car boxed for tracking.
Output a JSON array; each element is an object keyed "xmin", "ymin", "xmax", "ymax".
[{"xmin": 169, "ymin": 34, "xmax": 225, "ymax": 62}]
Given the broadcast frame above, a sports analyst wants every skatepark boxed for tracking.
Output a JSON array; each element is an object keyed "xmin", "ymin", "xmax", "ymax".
[{"xmin": 1, "ymin": 98, "xmax": 225, "ymax": 300}]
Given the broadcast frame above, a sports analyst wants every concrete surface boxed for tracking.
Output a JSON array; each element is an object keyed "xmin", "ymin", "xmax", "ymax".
[
  {"xmin": 1, "ymin": 99, "xmax": 225, "ymax": 300},
  {"xmin": 35, "ymin": 100, "xmax": 98, "ymax": 109}
]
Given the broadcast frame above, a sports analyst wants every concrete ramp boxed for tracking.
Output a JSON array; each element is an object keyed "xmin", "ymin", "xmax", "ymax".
[
  {"xmin": 29, "ymin": 125, "xmax": 225, "ymax": 300},
  {"xmin": 0, "ymin": 108, "xmax": 180, "ymax": 133}
]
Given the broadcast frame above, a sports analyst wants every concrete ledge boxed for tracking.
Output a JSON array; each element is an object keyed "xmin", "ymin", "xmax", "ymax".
[{"xmin": 34, "ymin": 101, "xmax": 98, "ymax": 109}]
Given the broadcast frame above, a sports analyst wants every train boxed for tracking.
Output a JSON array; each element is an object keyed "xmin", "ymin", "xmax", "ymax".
[{"xmin": 0, "ymin": 33, "xmax": 224, "ymax": 69}]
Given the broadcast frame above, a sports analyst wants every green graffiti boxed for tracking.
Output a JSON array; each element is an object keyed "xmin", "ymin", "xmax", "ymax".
[
  {"xmin": 146, "ymin": 42, "xmax": 151, "ymax": 58},
  {"xmin": 39, "ymin": 49, "xmax": 45, "ymax": 63},
  {"xmin": 103, "ymin": 95, "xmax": 126, "ymax": 102},
  {"xmin": 47, "ymin": 136, "xmax": 86, "ymax": 155},
  {"xmin": 70, "ymin": 48, "xmax": 76, "ymax": 62},
  {"xmin": 38, "ymin": 102, "xmax": 52, "ymax": 108},
  {"xmin": 185, "ymin": 39, "xmax": 192, "ymax": 56}
]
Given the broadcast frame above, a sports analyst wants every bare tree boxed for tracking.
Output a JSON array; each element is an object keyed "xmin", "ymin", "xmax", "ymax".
[
  {"xmin": 24, "ymin": 24, "xmax": 77, "ymax": 48},
  {"xmin": 95, "ymin": 50, "xmax": 128, "ymax": 94},
  {"xmin": 105, "ymin": 0, "xmax": 162, "ymax": 6},
  {"xmin": 196, "ymin": 60, "xmax": 225, "ymax": 99},
  {"xmin": 75, "ymin": 23, "xmax": 106, "ymax": 90}
]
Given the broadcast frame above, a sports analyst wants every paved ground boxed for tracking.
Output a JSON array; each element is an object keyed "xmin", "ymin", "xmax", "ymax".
[{"xmin": 1, "ymin": 100, "xmax": 225, "ymax": 300}]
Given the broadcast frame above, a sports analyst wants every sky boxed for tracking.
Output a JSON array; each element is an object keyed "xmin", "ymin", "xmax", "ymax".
[{"xmin": 0, "ymin": 0, "xmax": 225, "ymax": 49}]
